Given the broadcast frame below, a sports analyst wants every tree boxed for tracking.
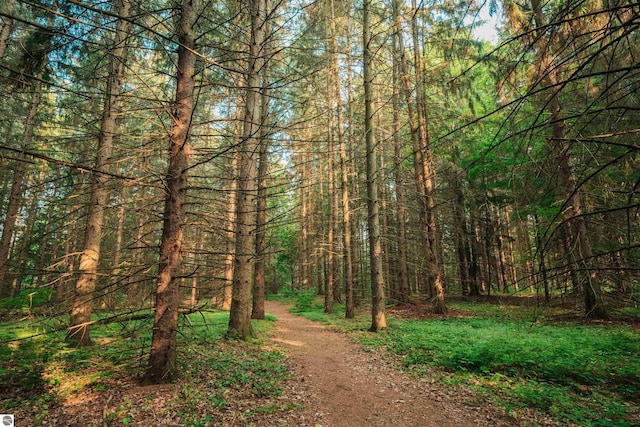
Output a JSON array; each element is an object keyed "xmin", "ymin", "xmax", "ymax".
[
  {"xmin": 228, "ymin": 0, "xmax": 267, "ymax": 340},
  {"xmin": 408, "ymin": 0, "xmax": 447, "ymax": 314},
  {"xmin": 0, "ymin": 26, "xmax": 53, "ymax": 298},
  {"xmin": 363, "ymin": 0, "xmax": 386, "ymax": 332},
  {"xmin": 530, "ymin": 0, "xmax": 606, "ymax": 319},
  {"xmin": 143, "ymin": 0, "xmax": 199, "ymax": 383},
  {"xmin": 67, "ymin": 0, "xmax": 133, "ymax": 347},
  {"xmin": 252, "ymin": 11, "xmax": 273, "ymax": 320}
]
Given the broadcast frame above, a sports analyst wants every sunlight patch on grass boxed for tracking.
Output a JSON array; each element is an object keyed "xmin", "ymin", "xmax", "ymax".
[{"xmin": 0, "ymin": 308, "xmax": 294, "ymax": 425}]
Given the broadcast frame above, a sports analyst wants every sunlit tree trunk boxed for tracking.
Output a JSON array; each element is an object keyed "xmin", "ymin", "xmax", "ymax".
[
  {"xmin": 252, "ymin": 133, "xmax": 267, "ymax": 319},
  {"xmin": 410, "ymin": 0, "xmax": 446, "ymax": 314},
  {"xmin": 323, "ymin": 0, "xmax": 343, "ymax": 314},
  {"xmin": 252, "ymin": 29, "xmax": 272, "ymax": 320},
  {"xmin": 363, "ymin": 0, "xmax": 387, "ymax": 332},
  {"xmin": 298, "ymin": 151, "xmax": 308, "ymax": 290},
  {"xmin": 228, "ymin": 0, "xmax": 267, "ymax": 340},
  {"xmin": 325, "ymin": 135, "xmax": 335, "ymax": 313},
  {"xmin": 338, "ymin": 32, "xmax": 355, "ymax": 316},
  {"xmin": 391, "ymin": 0, "xmax": 410, "ymax": 304},
  {"xmin": 189, "ymin": 233, "xmax": 202, "ymax": 308},
  {"xmin": 341, "ymin": 153, "xmax": 355, "ymax": 316},
  {"xmin": 67, "ymin": 0, "xmax": 132, "ymax": 346},
  {"xmin": 143, "ymin": 0, "xmax": 198, "ymax": 383},
  {"xmin": 222, "ymin": 148, "xmax": 237, "ymax": 310},
  {"xmin": 344, "ymin": 21, "xmax": 362, "ymax": 309}
]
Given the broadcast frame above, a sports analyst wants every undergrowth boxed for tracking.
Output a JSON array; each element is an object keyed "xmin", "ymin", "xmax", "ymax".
[{"xmin": 0, "ymin": 310, "xmax": 290, "ymax": 426}]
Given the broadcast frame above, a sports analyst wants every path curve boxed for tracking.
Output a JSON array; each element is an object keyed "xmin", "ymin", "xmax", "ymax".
[{"xmin": 265, "ymin": 300, "xmax": 515, "ymax": 427}]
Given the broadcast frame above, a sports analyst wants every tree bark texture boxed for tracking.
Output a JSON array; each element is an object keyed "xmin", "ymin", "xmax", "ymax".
[
  {"xmin": 410, "ymin": 0, "xmax": 446, "ymax": 314},
  {"xmin": 143, "ymin": 0, "xmax": 198, "ymax": 383},
  {"xmin": 363, "ymin": 0, "xmax": 387, "ymax": 332},
  {"xmin": 228, "ymin": 0, "xmax": 267, "ymax": 340},
  {"xmin": 68, "ymin": 0, "xmax": 132, "ymax": 346},
  {"xmin": 222, "ymin": 148, "xmax": 237, "ymax": 310},
  {"xmin": 252, "ymin": 34, "xmax": 271, "ymax": 320},
  {"xmin": 391, "ymin": 0, "xmax": 410, "ymax": 304}
]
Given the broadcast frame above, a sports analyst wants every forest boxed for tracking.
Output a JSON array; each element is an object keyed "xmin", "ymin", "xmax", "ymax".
[{"xmin": 0, "ymin": 0, "xmax": 639, "ymax": 425}]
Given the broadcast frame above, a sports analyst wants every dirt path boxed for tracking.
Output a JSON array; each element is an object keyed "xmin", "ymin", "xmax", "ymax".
[{"xmin": 265, "ymin": 301, "xmax": 517, "ymax": 427}]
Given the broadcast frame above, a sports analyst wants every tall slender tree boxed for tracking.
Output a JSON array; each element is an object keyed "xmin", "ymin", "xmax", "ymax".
[
  {"xmin": 409, "ymin": 0, "xmax": 446, "ymax": 314},
  {"xmin": 363, "ymin": 0, "xmax": 387, "ymax": 332},
  {"xmin": 390, "ymin": 8, "xmax": 410, "ymax": 303},
  {"xmin": 143, "ymin": 0, "xmax": 199, "ymax": 383},
  {"xmin": 0, "ymin": 26, "xmax": 53, "ymax": 297},
  {"xmin": 228, "ymin": 0, "xmax": 267, "ymax": 340},
  {"xmin": 252, "ymin": 9, "xmax": 273, "ymax": 320},
  {"xmin": 67, "ymin": 0, "xmax": 132, "ymax": 346},
  {"xmin": 530, "ymin": 0, "xmax": 606, "ymax": 319}
]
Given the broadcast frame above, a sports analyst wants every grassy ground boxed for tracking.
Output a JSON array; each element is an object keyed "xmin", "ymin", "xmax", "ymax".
[
  {"xmin": 282, "ymin": 291, "xmax": 640, "ymax": 427},
  {"xmin": 0, "ymin": 310, "xmax": 294, "ymax": 426},
  {"xmin": 2, "ymin": 293, "xmax": 638, "ymax": 426}
]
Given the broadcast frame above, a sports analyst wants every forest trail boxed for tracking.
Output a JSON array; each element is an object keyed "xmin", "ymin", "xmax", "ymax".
[{"xmin": 265, "ymin": 301, "xmax": 515, "ymax": 427}]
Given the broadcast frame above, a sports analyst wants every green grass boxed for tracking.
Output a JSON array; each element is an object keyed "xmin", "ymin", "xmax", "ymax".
[
  {"xmin": 0, "ymin": 309, "xmax": 290, "ymax": 425},
  {"xmin": 285, "ymin": 294, "xmax": 640, "ymax": 426}
]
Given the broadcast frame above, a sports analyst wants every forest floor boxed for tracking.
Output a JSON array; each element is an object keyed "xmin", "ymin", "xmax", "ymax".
[
  {"xmin": 261, "ymin": 300, "xmax": 520, "ymax": 426},
  {"xmin": 9, "ymin": 298, "xmax": 604, "ymax": 426}
]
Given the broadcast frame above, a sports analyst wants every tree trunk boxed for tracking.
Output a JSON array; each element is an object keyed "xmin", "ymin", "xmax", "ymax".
[
  {"xmin": 228, "ymin": 0, "xmax": 267, "ymax": 340},
  {"xmin": 530, "ymin": 0, "xmax": 606, "ymax": 319},
  {"xmin": 324, "ymin": 0, "xmax": 342, "ymax": 314},
  {"xmin": 252, "ymin": 35, "xmax": 271, "ymax": 320},
  {"xmin": 298, "ymin": 149, "xmax": 309, "ymax": 290},
  {"xmin": 190, "ymin": 234, "xmax": 202, "ymax": 308},
  {"xmin": 451, "ymin": 161, "xmax": 473, "ymax": 296},
  {"xmin": 143, "ymin": 0, "xmax": 197, "ymax": 383},
  {"xmin": 502, "ymin": 207, "xmax": 519, "ymax": 291},
  {"xmin": 127, "ymin": 185, "xmax": 149, "ymax": 308},
  {"xmin": 11, "ymin": 175, "xmax": 37, "ymax": 294},
  {"xmin": 493, "ymin": 205, "xmax": 508, "ymax": 293},
  {"xmin": 0, "ymin": 85, "xmax": 40, "ymax": 297},
  {"xmin": 468, "ymin": 201, "xmax": 483, "ymax": 296},
  {"xmin": 515, "ymin": 214, "xmax": 536, "ymax": 293},
  {"xmin": 363, "ymin": 0, "xmax": 387, "ymax": 332},
  {"xmin": 534, "ymin": 214, "xmax": 551, "ymax": 304},
  {"xmin": 105, "ymin": 184, "xmax": 127, "ymax": 309},
  {"xmin": 390, "ymin": 17, "xmax": 410, "ymax": 304},
  {"xmin": 221, "ymin": 148, "xmax": 237, "ymax": 310},
  {"xmin": 36, "ymin": 177, "xmax": 58, "ymax": 286},
  {"xmin": 68, "ymin": 0, "xmax": 132, "ymax": 346},
  {"xmin": 410, "ymin": 0, "xmax": 446, "ymax": 314}
]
